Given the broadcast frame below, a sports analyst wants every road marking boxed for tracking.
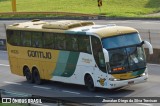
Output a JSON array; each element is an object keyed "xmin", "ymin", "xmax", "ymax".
[
  {"xmin": 0, "ymin": 64, "xmax": 10, "ymax": 67},
  {"xmin": 62, "ymin": 90, "xmax": 80, "ymax": 95},
  {"xmin": 33, "ymin": 86, "xmax": 51, "ymax": 90},
  {"xmin": 31, "ymin": 103, "xmax": 49, "ymax": 106},
  {"xmin": 148, "ymin": 63, "xmax": 160, "ymax": 67},
  {"xmin": 136, "ymin": 103, "xmax": 153, "ymax": 106},
  {"xmin": 95, "ymin": 95, "xmax": 103, "ymax": 97},
  {"xmin": 0, "ymin": 50, "xmax": 7, "ymax": 53},
  {"xmin": 4, "ymin": 81, "xmax": 22, "ymax": 85}
]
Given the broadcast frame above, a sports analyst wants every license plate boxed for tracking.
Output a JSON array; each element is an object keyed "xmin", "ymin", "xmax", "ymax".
[{"xmin": 128, "ymin": 81, "xmax": 134, "ymax": 84}]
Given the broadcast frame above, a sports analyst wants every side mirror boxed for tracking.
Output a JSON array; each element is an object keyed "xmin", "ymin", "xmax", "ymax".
[
  {"xmin": 143, "ymin": 41, "xmax": 153, "ymax": 54},
  {"xmin": 103, "ymin": 48, "xmax": 109, "ymax": 63}
]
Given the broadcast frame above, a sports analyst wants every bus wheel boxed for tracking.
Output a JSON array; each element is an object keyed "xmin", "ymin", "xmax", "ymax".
[
  {"xmin": 32, "ymin": 69, "xmax": 42, "ymax": 85},
  {"xmin": 85, "ymin": 75, "xmax": 95, "ymax": 91},
  {"xmin": 24, "ymin": 67, "xmax": 33, "ymax": 83}
]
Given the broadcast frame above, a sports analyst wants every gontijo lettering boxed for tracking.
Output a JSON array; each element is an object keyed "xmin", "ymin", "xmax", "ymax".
[{"xmin": 27, "ymin": 50, "xmax": 52, "ymax": 59}]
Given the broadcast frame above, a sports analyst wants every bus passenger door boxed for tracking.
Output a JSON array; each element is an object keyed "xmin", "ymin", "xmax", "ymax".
[{"xmin": 91, "ymin": 36, "xmax": 107, "ymax": 87}]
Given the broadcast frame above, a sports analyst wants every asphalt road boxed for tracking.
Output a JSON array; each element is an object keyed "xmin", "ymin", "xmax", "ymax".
[
  {"xmin": 0, "ymin": 51, "xmax": 160, "ymax": 106},
  {"xmin": 0, "ymin": 20, "xmax": 160, "ymax": 48}
]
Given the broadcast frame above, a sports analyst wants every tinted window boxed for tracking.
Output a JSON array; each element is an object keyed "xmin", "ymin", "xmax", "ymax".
[
  {"xmin": 66, "ymin": 35, "xmax": 78, "ymax": 51},
  {"xmin": 43, "ymin": 32, "xmax": 55, "ymax": 49},
  {"xmin": 92, "ymin": 36, "xmax": 106, "ymax": 72},
  {"xmin": 31, "ymin": 32, "xmax": 43, "ymax": 48},
  {"xmin": 78, "ymin": 36, "xmax": 91, "ymax": 53},
  {"xmin": 7, "ymin": 30, "xmax": 21, "ymax": 46},
  {"xmin": 55, "ymin": 34, "xmax": 66, "ymax": 50},
  {"xmin": 22, "ymin": 31, "xmax": 31, "ymax": 47}
]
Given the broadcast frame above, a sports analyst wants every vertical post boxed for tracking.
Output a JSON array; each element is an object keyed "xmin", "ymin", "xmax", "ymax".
[
  {"xmin": 0, "ymin": 89, "xmax": 1, "ymax": 99},
  {"xmin": 12, "ymin": 0, "xmax": 17, "ymax": 12},
  {"xmin": 99, "ymin": 7, "xmax": 101, "ymax": 13},
  {"xmin": 148, "ymin": 29, "xmax": 151, "ymax": 44},
  {"xmin": 98, "ymin": 0, "xmax": 102, "ymax": 13}
]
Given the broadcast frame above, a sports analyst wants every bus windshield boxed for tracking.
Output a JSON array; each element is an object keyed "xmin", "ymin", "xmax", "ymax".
[
  {"xmin": 102, "ymin": 33, "xmax": 146, "ymax": 74},
  {"xmin": 102, "ymin": 33, "xmax": 141, "ymax": 49}
]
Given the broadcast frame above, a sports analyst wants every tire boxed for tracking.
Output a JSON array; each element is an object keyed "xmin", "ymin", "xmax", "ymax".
[
  {"xmin": 24, "ymin": 67, "xmax": 33, "ymax": 83},
  {"xmin": 32, "ymin": 68, "xmax": 42, "ymax": 85},
  {"xmin": 85, "ymin": 75, "xmax": 95, "ymax": 91}
]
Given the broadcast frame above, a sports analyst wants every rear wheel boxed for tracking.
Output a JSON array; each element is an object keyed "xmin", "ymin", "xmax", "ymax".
[
  {"xmin": 85, "ymin": 75, "xmax": 95, "ymax": 91},
  {"xmin": 24, "ymin": 67, "xmax": 33, "ymax": 83},
  {"xmin": 32, "ymin": 68, "xmax": 42, "ymax": 85}
]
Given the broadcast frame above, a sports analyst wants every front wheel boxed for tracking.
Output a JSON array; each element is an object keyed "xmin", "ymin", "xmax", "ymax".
[{"xmin": 85, "ymin": 75, "xmax": 95, "ymax": 91}]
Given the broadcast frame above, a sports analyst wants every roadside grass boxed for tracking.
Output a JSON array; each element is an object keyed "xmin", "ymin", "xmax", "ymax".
[
  {"xmin": 0, "ymin": 103, "xmax": 28, "ymax": 106},
  {"xmin": 0, "ymin": 0, "xmax": 160, "ymax": 18},
  {"xmin": 0, "ymin": 14, "xmax": 85, "ymax": 19}
]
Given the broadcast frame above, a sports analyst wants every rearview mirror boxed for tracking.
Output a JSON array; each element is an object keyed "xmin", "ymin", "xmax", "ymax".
[
  {"xmin": 143, "ymin": 41, "xmax": 153, "ymax": 54},
  {"xmin": 103, "ymin": 48, "xmax": 109, "ymax": 63}
]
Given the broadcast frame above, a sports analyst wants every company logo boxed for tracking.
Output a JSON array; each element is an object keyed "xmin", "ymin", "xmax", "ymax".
[
  {"xmin": 82, "ymin": 58, "xmax": 92, "ymax": 63},
  {"xmin": 1, "ymin": 98, "xmax": 42, "ymax": 104},
  {"xmin": 97, "ymin": 78, "xmax": 106, "ymax": 86},
  {"xmin": 2, "ymin": 98, "xmax": 11, "ymax": 103},
  {"xmin": 27, "ymin": 50, "xmax": 52, "ymax": 59}
]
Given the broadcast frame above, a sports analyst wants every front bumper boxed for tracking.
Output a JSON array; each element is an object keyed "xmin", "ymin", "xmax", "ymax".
[{"xmin": 107, "ymin": 74, "xmax": 148, "ymax": 89}]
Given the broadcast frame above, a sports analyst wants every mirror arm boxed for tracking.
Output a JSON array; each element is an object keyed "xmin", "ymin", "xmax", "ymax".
[
  {"xmin": 103, "ymin": 48, "xmax": 109, "ymax": 63},
  {"xmin": 144, "ymin": 41, "xmax": 153, "ymax": 54}
]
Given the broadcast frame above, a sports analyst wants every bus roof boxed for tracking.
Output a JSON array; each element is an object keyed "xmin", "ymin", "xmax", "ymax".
[{"xmin": 7, "ymin": 20, "xmax": 138, "ymax": 38}]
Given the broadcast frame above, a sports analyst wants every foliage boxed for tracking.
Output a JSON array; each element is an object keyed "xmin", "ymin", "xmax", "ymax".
[{"xmin": 0, "ymin": 0, "xmax": 160, "ymax": 17}]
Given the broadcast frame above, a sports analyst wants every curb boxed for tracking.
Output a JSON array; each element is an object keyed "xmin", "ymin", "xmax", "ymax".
[{"xmin": 0, "ymin": 16, "xmax": 160, "ymax": 21}]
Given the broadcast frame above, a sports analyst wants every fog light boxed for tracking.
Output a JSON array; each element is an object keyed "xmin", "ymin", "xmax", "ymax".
[{"xmin": 109, "ymin": 78, "xmax": 120, "ymax": 81}]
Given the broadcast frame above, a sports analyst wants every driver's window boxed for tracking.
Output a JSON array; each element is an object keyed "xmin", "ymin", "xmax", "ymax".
[{"xmin": 91, "ymin": 36, "xmax": 106, "ymax": 72}]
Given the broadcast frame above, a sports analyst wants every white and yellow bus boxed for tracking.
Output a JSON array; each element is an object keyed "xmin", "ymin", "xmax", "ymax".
[{"xmin": 6, "ymin": 20, "xmax": 153, "ymax": 91}]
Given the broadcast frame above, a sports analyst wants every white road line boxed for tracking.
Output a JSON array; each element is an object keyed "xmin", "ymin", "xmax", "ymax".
[
  {"xmin": 95, "ymin": 95, "xmax": 103, "ymax": 97},
  {"xmin": 62, "ymin": 90, "xmax": 80, "ymax": 95},
  {"xmin": 148, "ymin": 63, "xmax": 160, "ymax": 67},
  {"xmin": 33, "ymin": 86, "xmax": 51, "ymax": 90},
  {"xmin": 0, "ymin": 64, "xmax": 10, "ymax": 67},
  {"xmin": 4, "ymin": 81, "xmax": 22, "ymax": 85},
  {"xmin": 31, "ymin": 103, "xmax": 49, "ymax": 106},
  {"xmin": 0, "ymin": 50, "xmax": 7, "ymax": 53},
  {"xmin": 136, "ymin": 103, "xmax": 153, "ymax": 106}
]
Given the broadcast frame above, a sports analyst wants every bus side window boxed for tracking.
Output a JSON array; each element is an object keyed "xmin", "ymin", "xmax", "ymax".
[
  {"xmin": 43, "ymin": 32, "xmax": 55, "ymax": 49},
  {"xmin": 66, "ymin": 35, "xmax": 78, "ymax": 51},
  {"xmin": 22, "ymin": 31, "xmax": 31, "ymax": 47},
  {"xmin": 72, "ymin": 36, "xmax": 78, "ymax": 51},
  {"xmin": 91, "ymin": 36, "xmax": 106, "ymax": 72},
  {"xmin": 7, "ymin": 30, "xmax": 21, "ymax": 46},
  {"xmin": 31, "ymin": 32, "xmax": 43, "ymax": 48},
  {"xmin": 78, "ymin": 36, "xmax": 91, "ymax": 54},
  {"xmin": 55, "ymin": 34, "xmax": 66, "ymax": 50}
]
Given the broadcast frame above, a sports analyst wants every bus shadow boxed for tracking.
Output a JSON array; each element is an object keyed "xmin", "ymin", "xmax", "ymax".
[
  {"xmin": 1, "ymin": 80, "xmax": 135, "ymax": 98},
  {"xmin": 43, "ymin": 80, "xmax": 135, "ymax": 97}
]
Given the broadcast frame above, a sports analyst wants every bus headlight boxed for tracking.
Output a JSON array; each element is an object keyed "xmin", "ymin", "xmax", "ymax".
[
  {"xmin": 142, "ymin": 72, "xmax": 147, "ymax": 76},
  {"xmin": 109, "ymin": 78, "xmax": 120, "ymax": 81}
]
